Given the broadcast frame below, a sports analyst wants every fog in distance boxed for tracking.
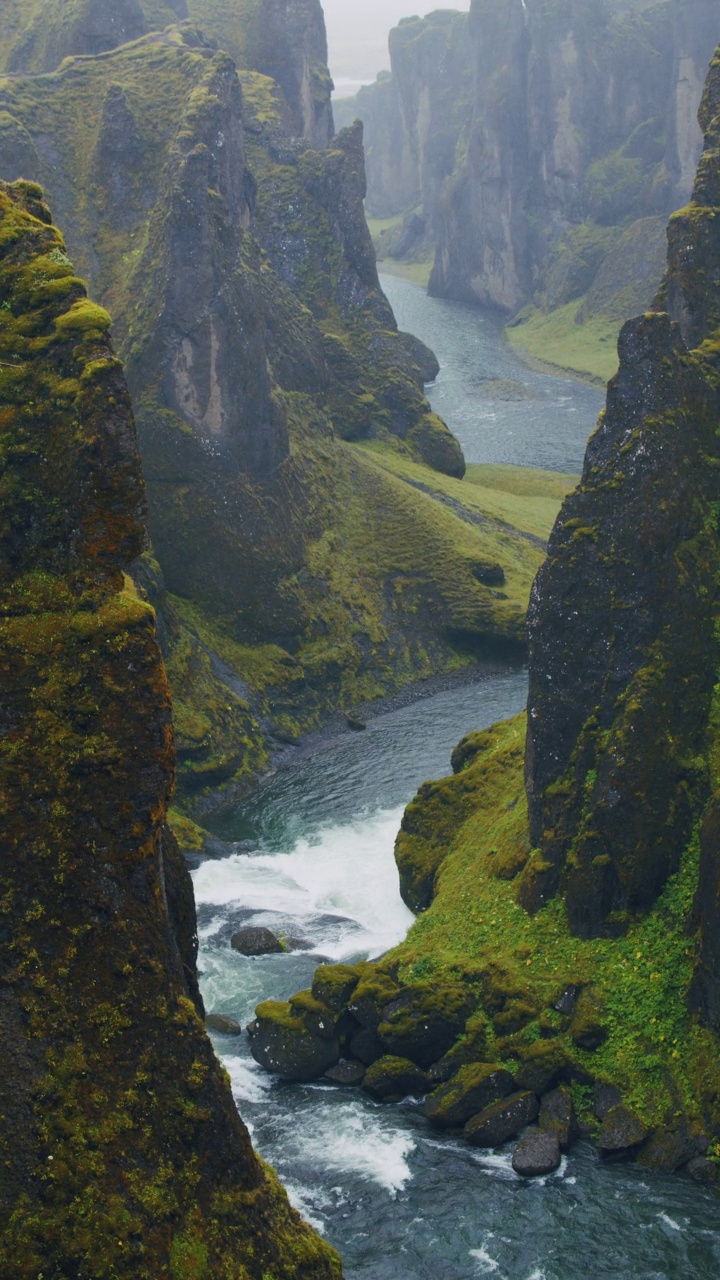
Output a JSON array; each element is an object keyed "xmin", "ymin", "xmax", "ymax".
[{"xmin": 322, "ymin": 0, "xmax": 471, "ymax": 96}]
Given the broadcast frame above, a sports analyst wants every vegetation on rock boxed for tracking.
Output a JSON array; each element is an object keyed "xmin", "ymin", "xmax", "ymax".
[{"xmin": 0, "ymin": 179, "xmax": 340, "ymax": 1278}]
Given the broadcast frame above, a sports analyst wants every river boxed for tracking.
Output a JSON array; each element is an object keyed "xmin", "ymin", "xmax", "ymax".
[{"xmin": 193, "ymin": 279, "xmax": 720, "ymax": 1278}]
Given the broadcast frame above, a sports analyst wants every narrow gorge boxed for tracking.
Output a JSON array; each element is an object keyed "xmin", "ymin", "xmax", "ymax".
[{"xmin": 3, "ymin": 0, "xmax": 720, "ymax": 1277}]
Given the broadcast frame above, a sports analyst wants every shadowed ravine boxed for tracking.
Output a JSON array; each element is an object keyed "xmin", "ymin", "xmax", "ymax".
[{"xmin": 194, "ymin": 287, "xmax": 720, "ymax": 1279}]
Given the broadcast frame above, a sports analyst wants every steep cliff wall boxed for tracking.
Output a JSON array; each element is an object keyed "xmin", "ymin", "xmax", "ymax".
[
  {"xmin": 256, "ymin": 48, "xmax": 720, "ymax": 1175},
  {"xmin": 0, "ymin": 4, "xmax": 546, "ymax": 813},
  {"xmin": 351, "ymin": 0, "xmax": 720, "ymax": 379},
  {"xmin": 0, "ymin": 178, "xmax": 340, "ymax": 1279}
]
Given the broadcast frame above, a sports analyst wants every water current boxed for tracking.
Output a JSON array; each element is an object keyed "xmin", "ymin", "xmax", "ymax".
[{"xmin": 194, "ymin": 278, "xmax": 720, "ymax": 1277}]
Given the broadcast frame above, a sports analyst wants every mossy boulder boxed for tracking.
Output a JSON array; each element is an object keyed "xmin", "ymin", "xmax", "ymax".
[
  {"xmin": 248, "ymin": 1001, "xmax": 340, "ymax": 1081},
  {"xmin": 312, "ymin": 963, "xmax": 363, "ymax": 1012},
  {"xmin": 362, "ymin": 1056, "xmax": 429, "ymax": 1102},
  {"xmin": 424, "ymin": 1063, "xmax": 515, "ymax": 1128},
  {"xmin": 599, "ymin": 1105, "xmax": 649, "ymax": 1154},
  {"xmin": 570, "ymin": 987, "xmax": 609, "ymax": 1051},
  {"xmin": 464, "ymin": 1091, "xmax": 540, "ymax": 1148},
  {"xmin": 377, "ymin": 982, "xmax": 475, "ymax": 1068},
  {"xmin": 538, "ymin": 1087, "xmax": 578, "ymax": 1151}
]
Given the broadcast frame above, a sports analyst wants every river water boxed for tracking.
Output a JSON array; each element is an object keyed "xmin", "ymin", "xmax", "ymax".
[{"xmin": 194, "ymin": 281, "xmax": 720, "ymax": 1278}]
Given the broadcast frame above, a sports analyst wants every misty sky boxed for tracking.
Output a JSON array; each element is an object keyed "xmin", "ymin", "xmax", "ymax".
[{"xmin": 322, "ymin": 0, "xmax": 471, "ymax": 95}]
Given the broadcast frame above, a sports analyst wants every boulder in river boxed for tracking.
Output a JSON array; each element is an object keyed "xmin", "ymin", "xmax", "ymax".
[
  {"xmin": 464, "ymin": 1091, "xmax": 540, "ymax": 1147},
  {"xmin": 599, "ymin": 1105, "xmax": 649, "ymax": 1155},
  {"xmin": 424, "ymin": 1063, "xmax": 515, "ymax": 1128},
  {"xmin": 538, "ymin": 1086, "xmax": 578, "ymax": 1151},
  {"xmin": 325, "ymin": 1060, "xmax": 366, "ymax": 1086},
  {"xmin": 512, "ymin": 1127, "xmax": 561, "ymax": 1177},
  {"xmin": 248, "ymin": 1001, "xmax": 340, "ymax": 1081},
  {"xmin": 377, "ymin": 982, "xmax": 475, "ymax": 1068},
  {"xmin": 205, "ymin": 1013, "xmax": 243, "ymax": 1037},
  {"xmin": 231, "ymin": 926, "xmax": 285, "ymax": 956},
  {"xmin": 363, "ymin": 1056, "xmax": 429, "ymax": 1102}
]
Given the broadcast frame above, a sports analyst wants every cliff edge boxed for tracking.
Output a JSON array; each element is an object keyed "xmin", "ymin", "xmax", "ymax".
[{"xmin": 0, "ymin": 179, "xmax": 340, "ymax": 1279}]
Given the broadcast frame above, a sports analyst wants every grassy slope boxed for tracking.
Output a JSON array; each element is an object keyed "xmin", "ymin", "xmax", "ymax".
[
  {"xmin": 385, "ymin": 716, "xmax": 720, "ymax": 1141},
  {"xmin": 506, "ymin": 301, "xmax": 620, "ymax": 385}
]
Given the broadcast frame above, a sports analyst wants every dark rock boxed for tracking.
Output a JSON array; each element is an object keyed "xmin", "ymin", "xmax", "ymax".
[
  {"xmin": 205, "ymin": 1014, "xmax": 242, "ymax": 1037},
  {"xmin": 554, "ymin": 984, "xmax": 582, "ymax": 1016},
  {"xmin": 472, "ymin": 562, "xmax": 506, "ymax": 588},
  {"xmin": 464, "ymin": 1091, "xmax": 539, "ymax": 1148},
  {"xmin": 685, "ymin": 1156, "xmax": 719, "ymax": 1184},
  {"xmin": 427, "ymin": 1027, "xmax": 489, "ymax": 1084},
  {"xmin": 377, "ymin": 982, "xmax": 475, "ymax": 1069},
  {"xmin": 345, "ymin": 714, "xmax": 367, "ymax": 732},
  {"xmin": 362, "ymin": 1056, "xmax": 429, "ymax": 1102},
  {"xmin": 512, "ymin": 1127, "xmax": 562, "ymax": 1177},
  {"xmin": 230, "ymin": 926, "xmax": 284, "ymax": 956},
  {"xmin": 512, "ymin": 1040, "xmax": 569, "ymax": 1095},
  {"xmin": 599, "ymin": 1105, "xmax": 649, "ymax": 1154},
  {"xmin": 312, "ymin": 964, "xmax": 362, "ymax": 1011},
  {"xmin": 593, "ymin": 1082, "xmax": 622, "ymax": 1122},
  {"xmin": 424, "ymin": 1063, "xmax": 515, "ymax": 1128},
  {"xmin": 248, "ymin": 1001, "xmax": 340, "ymax": 1081},
  {"xmin": 539, "ymin": 1087, "xmax": 578, "ymax": 1151},
  {"xmin": 349, "ymin": 1026, "xmax": 384, "ymax": 1065},
  {"xmin": 283, "ymin": 935, "xmax": 314, "ymax": 951},
  {"xmin": 289, "ymin": 989, "xmax": 351, "ymax": 1041},
  {"xmin": 637, "ymin": 1120, "xmax": 708, "ymax": 1173},
  {"xmin": 325, "ymin": 1059, "xmax": 366, "ymax": 1086}
]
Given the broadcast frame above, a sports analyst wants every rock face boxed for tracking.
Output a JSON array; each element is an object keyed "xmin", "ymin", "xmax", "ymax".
[
  {"xmin": 350, "ymin": 0, "xmax": 719, "ymax": 328},
  {"xmin": 0, "ymin": 4, "xmax": 537, "ymax": 813},
  {"xmin": 0, "ymin": 180, "xmax": 340, "ymax": 1278},
  {"xmin": 523, "ymin": 62, "xmax": 720, "ymax": 936}
]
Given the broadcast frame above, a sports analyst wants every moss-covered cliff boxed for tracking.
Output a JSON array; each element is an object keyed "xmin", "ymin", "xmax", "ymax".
[
  {"xmin": 0, "ymin": 178, "xmax": 340, "ymax": 1278},
  {"xmin": 0, "ymin": 2, "xmax": 555, "ymax": 814},
  {"xmin": 252, "ymin": 48, "xmax": 720, "ymax": 1180},
  {"xmin": 349, "ymin": 0, "xmax": 720, "ymax": 381}
]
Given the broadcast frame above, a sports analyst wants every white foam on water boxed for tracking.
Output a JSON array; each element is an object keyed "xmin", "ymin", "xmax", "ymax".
[
  {"xmin": 658, "ymin": 1212, "xmax": 683, "ymax": 1232},
  {"xmin": 470, "ymin": 1238, "xmax": 503, "ymax": 1274},
  {"xmin": 283, "ymin": 1182, "xmax": 326, "ymax": 1234},
  {"xmin": 192, "ymin": 806, "xmax": 414, "ymax": 960},
  {"xmin": 222, "ymin": 1054, "xmax": 274, "ymax": 1106},
  {"xmin": 282, "ymin": 1101, "xmax": 415, "ymax": 1196},
  {"xmin": 525, "ymin": 1270, "xmax": 547, "ymax": 1280},
  {"xmin": 470, "ymin": 1150, "xmax": 518, "ymax": 1181}
]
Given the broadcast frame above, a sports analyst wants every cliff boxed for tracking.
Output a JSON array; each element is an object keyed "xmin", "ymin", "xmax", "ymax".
[
  {"xmin": 252, "ymin": 48, "xmax": 720, "ymax": 1179},
  {"xmin": 0, "ymin": 2, "xmax": 551, "ymax": 815},
  {"xmin": 0, "ymin": 178, "xmax": 340, "ymax": 1278},
  {"xmin": 350, "ymin": 0, "xmax": 720, "ymax": 381}
]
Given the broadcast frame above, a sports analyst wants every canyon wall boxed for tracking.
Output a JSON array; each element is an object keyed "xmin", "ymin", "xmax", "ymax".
[{"xmin": 0, "ymin": 177, "xmax": 340, "ymax": 1279}]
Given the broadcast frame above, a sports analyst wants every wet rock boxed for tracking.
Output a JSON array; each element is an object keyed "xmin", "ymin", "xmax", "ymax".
[
  {"xmin": 685, "ymin": 1156, "xmax": 720, "ymax": 1184},
  {"xmin": 283, "ymin": 935, "xmax": 314, "ymax": 951},
  {"xmin": 231, "ymin": 926, "xmax": 284, "ymax": 956},
  {"xmin": 512, "ymin": 1127, "xmax": 561, "ymax": 1177},
  {"xmin": 377, "ymin": 982, "xmax": 475, "ymax": 1069},
  {"xmin": 325, "ymin": 1059, "xmax": 366, "ymax": 1086},
  {"xmin": 539, "ymin": 1087, "xmax": 578, "ymax": 1151},
  {"xmin": 637, "ymin": 1120, "xmax": 707, "ymax": 1173},
  {"xmin": 205, "ymin": 1014, "xmax": 242, "ymax": 1037},
  {"xmin": 424, "ymin": 1063, "xmax": 515, "ymax": 1128},
  {"xmin": 427, "ymin": 1027, "xmax": 489, "ymax": 1084},
  {"xmin": 289, "ymin": 990, "xmax": 347, "ymax": 1041},
  {"xmin": 464, "ymin": 1091, "xmax": 539, "ymax": 1148},
  {"xmin": 312, "ymin": 964, "xmax": 362, "ymax": 1012},
  {"xmin": 554, "ymin": 984, "xmax": 582, "ymax": 1016},
  {"xmin": 248, "ymin": 1001, "xmax": 340, "ymax": 1081},
  {"xmin": 345, "ymin": 714, "xmax": 367, "ymax": 732},
  {"xmin": 349, "ymin": 1026, "xmax": 384, "ymax": 1065},
  {"xmin": 362, "ymin": 1056, "xmax": 429, "ymax": 1102},
  {"xmin": 593, "ymin": 1083, "xmax": 622, "ymax": 1121},
  {"xmin": 599, "ymin": 1105, "xmax": 649, "ymax": 1154}
]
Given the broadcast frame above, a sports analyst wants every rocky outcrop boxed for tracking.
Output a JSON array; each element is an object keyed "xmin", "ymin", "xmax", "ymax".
[
  {"xmin": 258, "ymin": 49, "xmax": 720, "ymax": 1173},
  {"xmin": 0, "ymin": 179, "xmax": 340, "ymax": 1278},
  {"xmin": 350, "ymin": 0, "xmax": 719, "ymax": 358},
  {"xmin": 1, "ymin": 0, "xmax": 184, "ymax": 73},
  {"xmin": 0, "ymin": 8, "xmax": 547, "ymax": 812}
]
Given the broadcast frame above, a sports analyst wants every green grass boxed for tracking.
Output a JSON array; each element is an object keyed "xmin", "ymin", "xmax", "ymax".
[
  {"xmin": 507, "ymin": 300, "xmax": 621, "ymax": 384},
  {"xmin": 359, "ymin": 443, "xmax": 577, "ymax": 543},
  {"xmin": 386, "ymin": 716, "xmax": 720, "ymax": 1136}
]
